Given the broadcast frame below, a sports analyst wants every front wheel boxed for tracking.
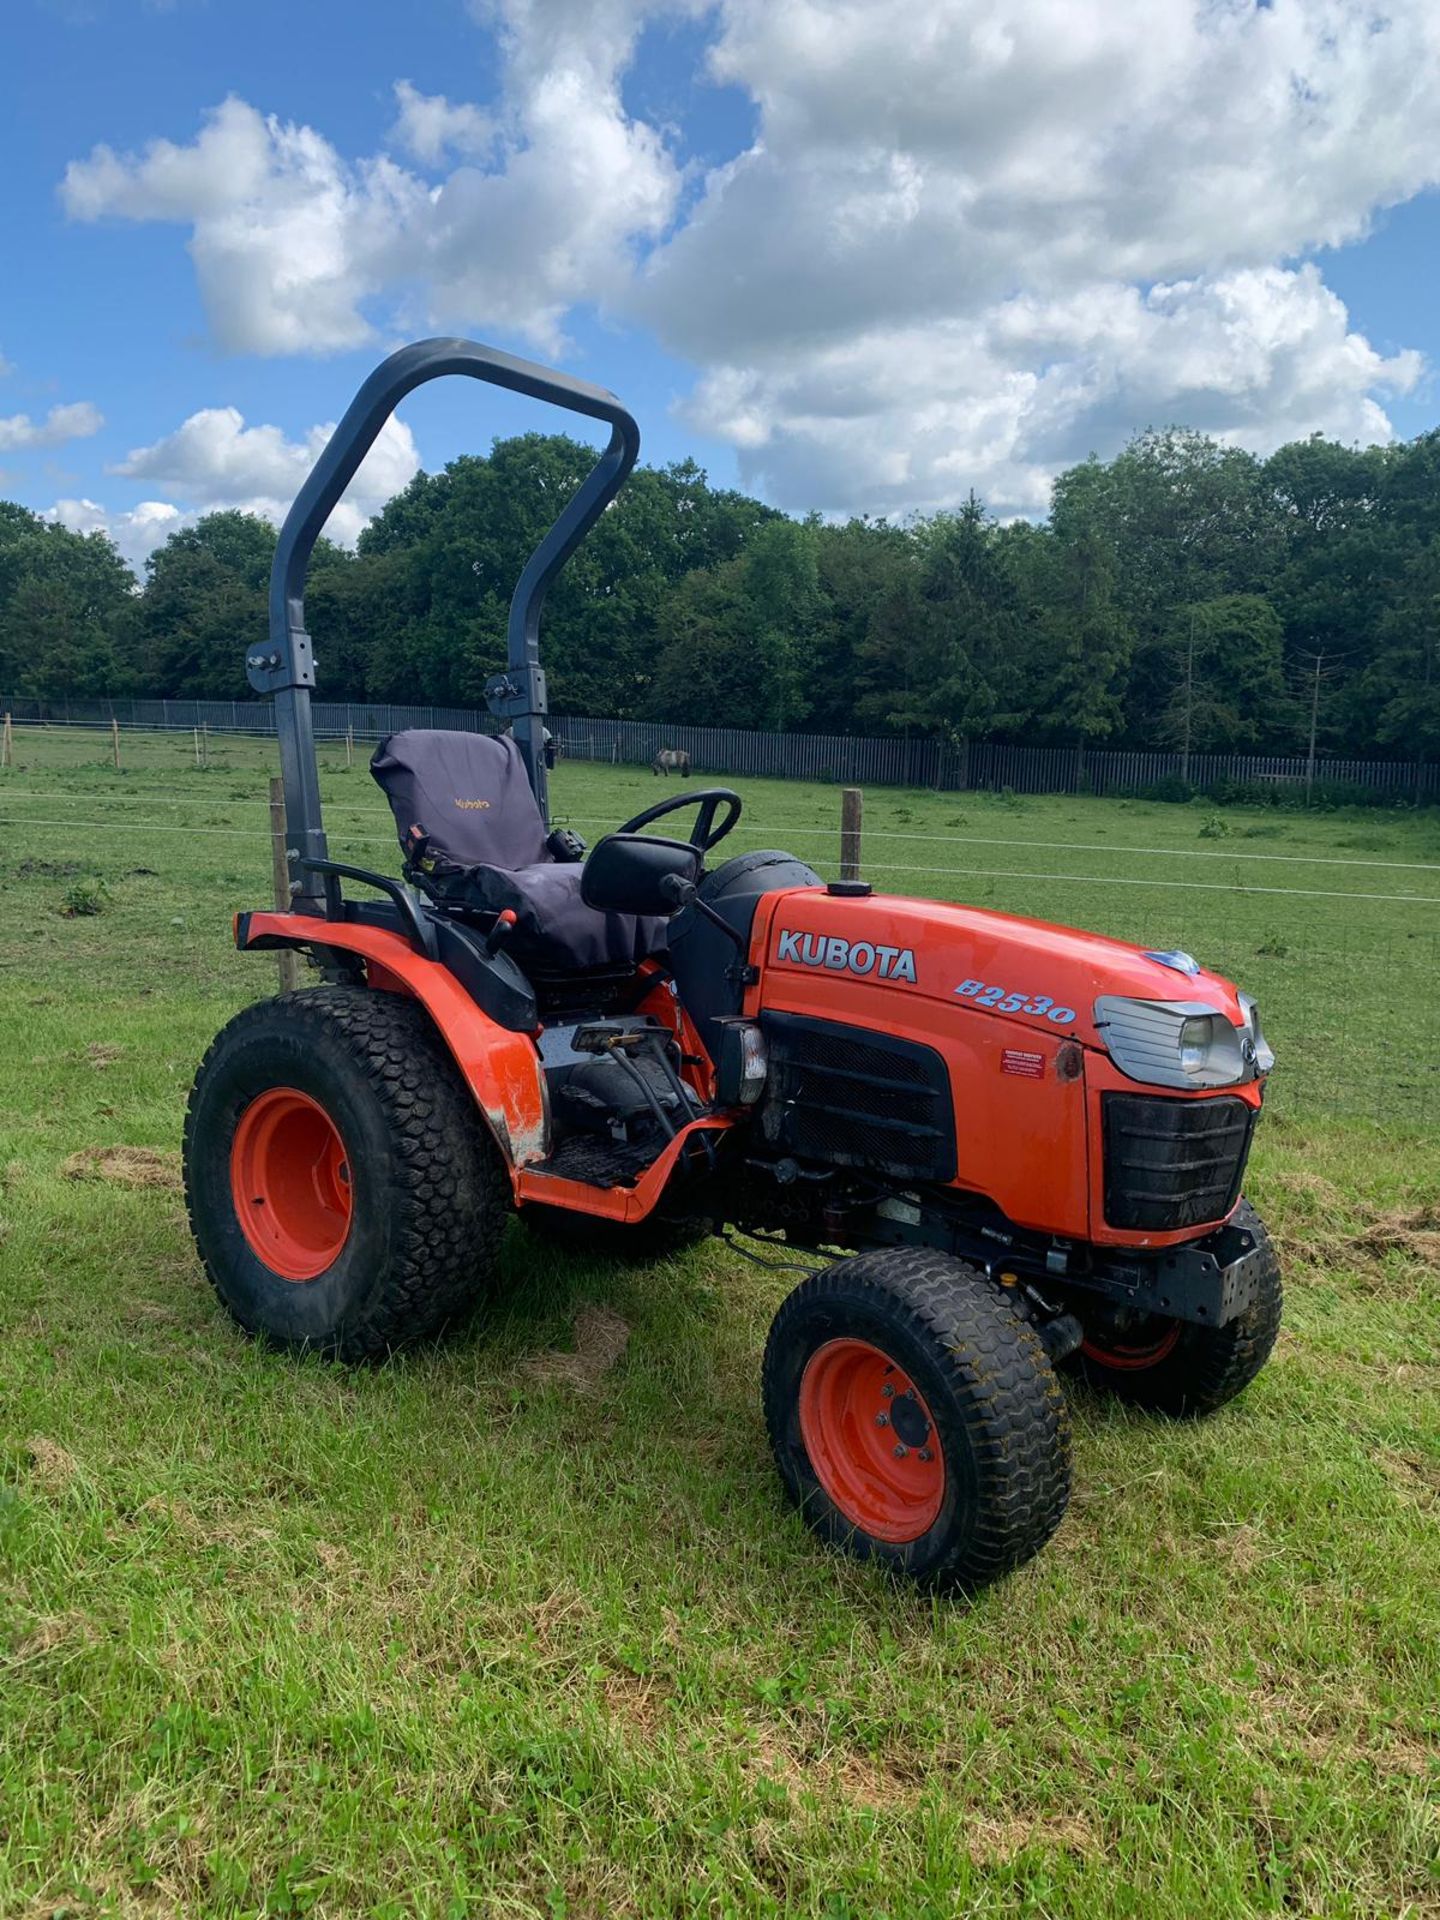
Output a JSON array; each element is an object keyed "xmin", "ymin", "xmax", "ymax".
[
  {"xmin": 1073, "ymin": 1199, "xmax": 1282, "ymax": 1417},
  {"xmin": 184, "ymin": 987, "xmax": 511, "ymax": 1361},
  {"xmin": 763, "ymin": 1250, "xmax": 1071, "ymax": 1590}
]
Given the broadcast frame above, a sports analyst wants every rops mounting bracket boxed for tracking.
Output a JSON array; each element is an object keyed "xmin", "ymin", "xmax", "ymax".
[
  {"xmin": 247, "ymin": 629, "xmax": 316, "ymax": 696},
  {"xmin": 485, "ymin": 667, "xmax": 547, "ymax": 721}
]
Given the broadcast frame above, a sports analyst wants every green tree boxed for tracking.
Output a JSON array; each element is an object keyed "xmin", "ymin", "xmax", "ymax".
[
  {"xmin": 1360, "ymin": 537, "xmax": 1440, "ymax": 789},
  {"xmin": 856, "ymin": 497, "xmax": 1027, "ymax": 742},
  {"xmin": 0, "ymin": 513, "xmax": 136, "ymax": 697},
  {"xmin": 1159, "ymin": 596, "xmax": 1289, "ymax": 761},
  {"xmin": 1018, "ymin": 519, "xmax": 1133, "ymax": 757}
]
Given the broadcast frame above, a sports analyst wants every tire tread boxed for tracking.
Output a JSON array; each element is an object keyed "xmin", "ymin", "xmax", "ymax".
[
  {"xmin": 1076, "ymin": 1199, "xmax": 1282, "ymax": 1417},
  {"xmin": 763, "ymin": 1248, "xmax": 1071, "ymax": 1588},
  {"xmin": 183, "ymin": 987, "xmax": 510, "ymax": 1361}
]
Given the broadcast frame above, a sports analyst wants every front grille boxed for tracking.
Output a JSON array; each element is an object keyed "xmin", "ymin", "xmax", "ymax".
[
  {"xmin": 759, "ymin": 1013, "xmax": 956, "ymax": 1183},
  {"xmin": 1102, "ymin": 1092, "xmax": 1255, "ymax": 1232}
]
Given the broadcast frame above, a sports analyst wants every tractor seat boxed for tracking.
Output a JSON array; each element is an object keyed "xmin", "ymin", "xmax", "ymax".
[{"xmin": 370, "ymin": 729, "xmax": 666, "ymax": 974}]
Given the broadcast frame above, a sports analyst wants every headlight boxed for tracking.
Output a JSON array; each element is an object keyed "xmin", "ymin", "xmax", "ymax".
[
  {"xmin": 715, "ymin": 1019, "xmax": 768, "ymax": 1105},
  {"xmin": 1237, "ymin": 992, "xmax": 1275, "ymax": 1076},
  {"xmin": 1094, "ymin": 996, "xmax": 1259, "ymax": 1090}
]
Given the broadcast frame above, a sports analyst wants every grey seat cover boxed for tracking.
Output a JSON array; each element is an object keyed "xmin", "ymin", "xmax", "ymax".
[{"xmin": 371, "ymin": 729, "xmax": 663, "ymax": 973}]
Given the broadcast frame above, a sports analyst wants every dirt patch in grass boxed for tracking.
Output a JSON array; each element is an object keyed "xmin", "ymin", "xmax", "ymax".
[
  {"xmin": 313, "ymin": 1539, "xmax": 361, "ymax": 1581},
  {"xmin": 121, "ymin": 1299, "xmax": 183, "ymax": 1326},
  {"xmin": 522, "ymin": 1304, "xmax": 630, "ymax": 1392},
  {"xmin": 62, "ymin": 1145, "xmax": 181, "ymax": 1189},
  {"xmin": 966, "ymin": 1812, "xmax": 1098, "ymax": 1865},
  {"xmin": 601, "ymin": 1668, "xmax": 669, "ymax": 1739},
  {"xmin": 1268, "ymin": 1171, "xmax": 1440, "ymax": 1276},
  {"xmin": 138, "ymin": 1493, "xmax": 279, "ymax": 1554},
  {"xmin": 84, "ymin": 1042, "xmax": 123, "ymax": 1068},
  {"xmin": 1355, "ymin": 1206, "xmax": 1440, "ymax": 1267},
  {"xmin": 1376, "ymin": 1446, "xmax": 1440, "ymax": 1510},
  {"xmin": 25, "ymin": 1436, "xmax": 77, "ymax": 1492},
  {"xmin": 751, "ymin": 1733, "xmax": 937, "ymax": 1815},
  {"xmin": 10, "ymin": 1611, "xmax": 96, "ymax": 1660}
]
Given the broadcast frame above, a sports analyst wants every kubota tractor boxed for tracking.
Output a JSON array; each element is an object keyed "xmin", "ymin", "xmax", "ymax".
[{"xmin": 184, "ymin": 339, "xmax": 1281, "ymax": 1591}]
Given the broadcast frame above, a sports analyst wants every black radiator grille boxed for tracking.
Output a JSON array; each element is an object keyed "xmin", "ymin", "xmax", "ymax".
[
  {"xmin": 1102, "ymin": 1092, "xmax": 1255, "ymax": 1232},
  {"xmin": 760, "ymin": 1014, "xmax": 956, "ymax": 1183}
]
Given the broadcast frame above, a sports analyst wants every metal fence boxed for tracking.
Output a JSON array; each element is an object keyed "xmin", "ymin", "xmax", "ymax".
[
  {"xmin": 3, "ymin": 693, "xmax": 1433, "ymax": 801},
  {"xmin": 3, "ymin": 709, "xmax": 1436, "ymax": 1127}
]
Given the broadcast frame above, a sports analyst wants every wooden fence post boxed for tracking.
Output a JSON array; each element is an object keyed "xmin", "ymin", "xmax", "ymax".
[
  {"xmin": 111, "ymin": 717, "xmax": 121, "ymax": 770},
  {"xmin": 840, "ymin": 787, "xmax": 863, "ymax": 882},
  {"xmin": 202, "ymin": 721, "xmax": 210, "ymax": 768},
  {"xmin": 1, "ymin": 712, "xmax": 11, "ymax": 769},
  {"xmin": 269, "ymin": 777, "xmax": 301, "ymax": 994},
  {"xmin": 193, "ymin": 725, "xmax": 203, "ymax": 768}
]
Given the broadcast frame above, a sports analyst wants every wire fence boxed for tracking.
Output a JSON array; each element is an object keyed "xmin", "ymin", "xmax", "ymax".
[
  {"xmin": 2, "ymin": 721, "xmax": 1435, "ymax": 1129},
  {"xmin": 3, "ymin": 695, "xmax": 1434, "ymax": 803}
]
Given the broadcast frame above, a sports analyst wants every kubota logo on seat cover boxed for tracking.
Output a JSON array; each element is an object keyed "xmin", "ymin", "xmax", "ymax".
[
  {"xmin": 776, "ymin": 928, "xmax": 918, "ymax": 983},
  {"xmin": 453, "ymin": 797, "xmax": 492, "ymax": 809}
]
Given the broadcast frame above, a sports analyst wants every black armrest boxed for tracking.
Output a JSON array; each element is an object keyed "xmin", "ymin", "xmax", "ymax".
[{"xmin": 298, "ymin": 857, "xmax": 439, "ymax": 960}]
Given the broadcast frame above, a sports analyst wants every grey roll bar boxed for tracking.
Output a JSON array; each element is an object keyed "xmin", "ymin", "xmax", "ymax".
[{"xmin": 247, "ymin": 336, "xmax": 641, "ymax": 906}]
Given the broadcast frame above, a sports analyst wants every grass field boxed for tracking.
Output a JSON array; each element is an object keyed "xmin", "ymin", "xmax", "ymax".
[{"xmin": 1, "ymin": 728, "xmax": 1438, "ymax": 1918}]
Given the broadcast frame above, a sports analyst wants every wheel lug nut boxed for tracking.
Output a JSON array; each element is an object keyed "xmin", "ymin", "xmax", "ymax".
[
  {"xmin": 875, "ymin": 1411, "xmax": 889, "ymax": 1427},
  {"xmin": 893, "ymin": 1444, "xmax": 908, "ymax": 1459},
  {"xmin": 918, "ymin": 1448, "xmax": 933, "ymax": 1462},
  {"xmin": 881, "ymin": 1383, "xmax": 895, "ymax": 1397}
]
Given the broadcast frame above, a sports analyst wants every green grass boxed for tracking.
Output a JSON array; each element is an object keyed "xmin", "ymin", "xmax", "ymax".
[{"xmin": 0, "ymin": 728, "xmax": 1437, "ymax": 1917}]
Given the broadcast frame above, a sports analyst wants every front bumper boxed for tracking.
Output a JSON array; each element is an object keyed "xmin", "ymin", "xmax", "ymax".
[{"xmin": 1080, "ymin": 1213, "xmax": 1265, "ymax": 1330}]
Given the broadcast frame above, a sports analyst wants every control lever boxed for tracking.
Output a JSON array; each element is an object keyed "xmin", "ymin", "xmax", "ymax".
[
  {"xmin": 658, "ymin": 874, "xmax": 746, "ymax": 953},
  {"xmin": 484, "ymin": 907, "xmax": 518, "ymax": 957}
]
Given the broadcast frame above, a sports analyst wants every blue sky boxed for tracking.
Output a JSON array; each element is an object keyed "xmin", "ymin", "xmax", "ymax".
[{"xmin": 5, "ymin": 0, "xmax": 1440, "ymax": 573}]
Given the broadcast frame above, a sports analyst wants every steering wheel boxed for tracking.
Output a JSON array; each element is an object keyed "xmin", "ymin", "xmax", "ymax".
[{"xmin": 615, "ymin": 786, "xmax": 743, "ymax": 853}]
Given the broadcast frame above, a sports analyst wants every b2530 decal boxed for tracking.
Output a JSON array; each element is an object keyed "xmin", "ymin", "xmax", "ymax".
[{"xmin": 954, "ymin": 979, "xmax": 1077, "ymax": 1024}]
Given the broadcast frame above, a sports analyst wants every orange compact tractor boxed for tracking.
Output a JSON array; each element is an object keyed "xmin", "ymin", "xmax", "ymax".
[{"xmin": 184, "ymin": 340, "xmax": 1281, "ymax": 1590}]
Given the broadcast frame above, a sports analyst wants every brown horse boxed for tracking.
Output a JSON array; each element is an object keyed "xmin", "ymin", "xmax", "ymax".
[{"xmin": 651, "ymin": 748, "xmax": 691, "ymax": 777}]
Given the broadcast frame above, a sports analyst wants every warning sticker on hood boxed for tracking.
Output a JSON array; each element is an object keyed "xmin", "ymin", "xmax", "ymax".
[{"xmin": 1002, "ymin": 1049, "xmax": 1045, "ymax": 1079}]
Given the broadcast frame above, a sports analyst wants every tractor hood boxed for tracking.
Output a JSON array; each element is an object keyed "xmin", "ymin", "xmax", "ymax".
[{"xmin": 760, "ymin": 886, "xmax": 1248, "ymax": 1046}]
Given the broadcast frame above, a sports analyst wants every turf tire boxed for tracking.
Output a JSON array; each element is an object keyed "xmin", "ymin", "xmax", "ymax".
[
  {"xmin": 184, "ymin": 986, "xmax": 510, "ymax": 1361},
  {"xmin": 1073, "ymin": 1199, "xmax": 1282, "ymax": 1417},
  {"xmin": 763, "ymin": 1248, "xmax": 1071, "ymax": 1590}
]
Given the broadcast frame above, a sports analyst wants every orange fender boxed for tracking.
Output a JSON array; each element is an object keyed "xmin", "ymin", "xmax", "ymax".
[{"xmin": 238, "ymin": 910, "xmax": 548, "ymax": 1170}]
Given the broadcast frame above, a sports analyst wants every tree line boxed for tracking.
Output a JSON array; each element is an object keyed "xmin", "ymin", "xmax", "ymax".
[{"xmin": 2, "ymin": 424, "xmax": 1438, "ymax": 764}]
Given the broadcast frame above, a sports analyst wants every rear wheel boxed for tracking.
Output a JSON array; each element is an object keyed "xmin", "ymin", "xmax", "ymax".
[
  {"xmin": 1073, "ymin": 1199, "xmax": 1282, "ymax": 1417},
  {"xmin": 184, "ymin": 987, "xmax": 511, "ymax": 1361},
  {"xmin": 763, "ymin": 1249, "xmax": 1071, "ymax": 1590}
]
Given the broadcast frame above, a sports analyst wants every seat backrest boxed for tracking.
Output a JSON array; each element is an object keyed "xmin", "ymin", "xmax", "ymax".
[{"xmin": 371, "ymin": 729, "xmax": 548, "ymax": 871}]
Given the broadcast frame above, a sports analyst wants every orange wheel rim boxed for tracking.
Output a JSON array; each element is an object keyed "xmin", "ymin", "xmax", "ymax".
[
  {"xmin": 1080, "ymin": 1321, "xmax": 1182, "ymax": 1371},
  {"xmin": 230, "ymin": 1087, "xmax": 353, "ymax": 1281},
  {"xmin": 797, "ymin": 1337, "xmax": 945, "ymax": 1543}
]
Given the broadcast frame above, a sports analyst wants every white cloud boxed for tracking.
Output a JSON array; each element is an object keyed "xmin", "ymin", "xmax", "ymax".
[
  {"xmin": 47, "ymin": 497, "xmax": 185, "ymax": 574},
  {"xmin": 61, "ymin": 2, "xmax": 681, "ymax": 356},
  {"xmin": 632, "ymin": 0, "xmax": 1440, "ymax": 511},
  {"xmin": 0, "ymin": 347, "xmax": 13, "ymax": 377},
  {"xmin": 0, "ymin": 401, "xmax": 104, "ymax": 452},
  {"xmin": 49, "ymin": 406, "xmax": 422, "ymax": 571},
  {"xmin": 110, "ymin": 406, "xmax": 422, "ymax": 547},
  {"xmin": 390, "ymin": 81, "xmax": 495, "ymax": 168},
  {"xmin": 62, "ymin": 96, "xmax": 415, "ymax": 355},
  {"xmin": 688, "ymin": 264, "xmax": 1424, "ymax": 518},
  {"xmin": 646, "ymin": 0, "xmax": 1440, "ymax": 358},
  {"xmin": 54, "ymin": 0, "xmax": 1440, "ymax": 514}
]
